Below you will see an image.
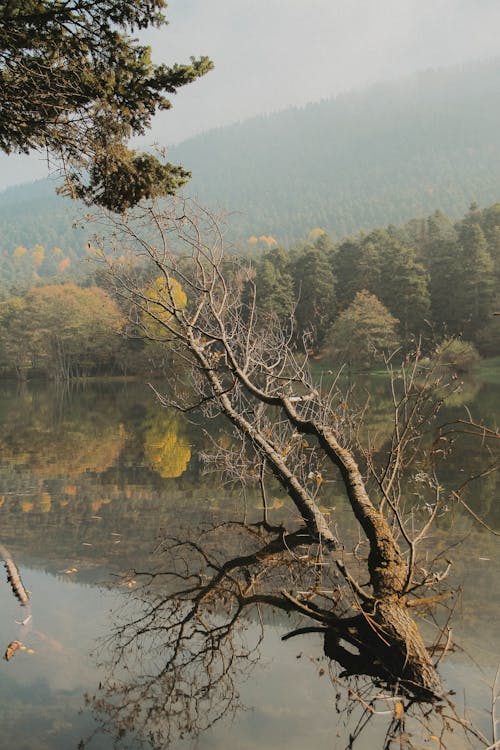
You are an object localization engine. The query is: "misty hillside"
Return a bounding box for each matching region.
[2,58,500,279]
[0,180,89,286]
[169,59,500,241]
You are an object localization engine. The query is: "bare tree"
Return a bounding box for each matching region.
[96,197,497,712]
[86,517,492,750]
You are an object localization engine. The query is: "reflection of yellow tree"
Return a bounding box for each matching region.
[143,411,191,478]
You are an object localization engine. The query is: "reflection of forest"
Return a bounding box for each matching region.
[0,379,499,749]
[0,382,202,574]
[0,378,499,626]
[0,382,129,476]
[0,381,196,477]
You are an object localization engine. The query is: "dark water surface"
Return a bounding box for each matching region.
[0,376,499,749]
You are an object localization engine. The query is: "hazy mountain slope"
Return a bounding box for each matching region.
[1,58,500,285]
[169,59,500,241]
[0,180,89,288]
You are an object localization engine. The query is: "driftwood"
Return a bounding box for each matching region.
[0,542,30,606]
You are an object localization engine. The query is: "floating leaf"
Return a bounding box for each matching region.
[393,701,404,719]
[4,640,22,661]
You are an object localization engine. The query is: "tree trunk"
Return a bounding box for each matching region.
[324,597,440,699]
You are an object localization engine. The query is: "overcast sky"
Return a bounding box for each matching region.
[1,0,500,189]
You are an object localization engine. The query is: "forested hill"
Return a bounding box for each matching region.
[169,59,500,242]
[0,180,89,286]
[2,58,500,273]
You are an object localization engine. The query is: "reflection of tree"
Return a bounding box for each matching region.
[0,388,127,478]
[0,542,33,662]
[347,378,397,455]
[87,521,479,750]
[438,377,482,408]
[143,410,191,478]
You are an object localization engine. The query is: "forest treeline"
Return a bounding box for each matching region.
[3,59,500,265]
[1,201,500,378]
[248,201,500,366]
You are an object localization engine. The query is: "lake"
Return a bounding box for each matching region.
[0,374,499,749]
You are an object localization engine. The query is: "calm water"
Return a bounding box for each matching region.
[0,376,499,749]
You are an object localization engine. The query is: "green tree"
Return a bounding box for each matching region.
[373,232,430,340]
[0,1,213,212]
[426,211,463,336]
[478,203,500,279]
[432,337,480,375]
[334,236,379,310]
[333,230,429,340]
[458,220,494,338]
[428,212,494,340]
[254,247,295,318]
[292,246,336,349]
[327,290,400,369]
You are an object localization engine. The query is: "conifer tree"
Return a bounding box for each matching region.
[0,1,213,211]
[292,246,336,349]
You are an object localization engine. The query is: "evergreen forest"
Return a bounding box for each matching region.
[3,58,500,274]
[2,201,500,378]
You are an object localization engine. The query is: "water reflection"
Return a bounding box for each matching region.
[0,378,498,749]
[0,383,128,477]
[143,410,191,478]
[85,518,496,750]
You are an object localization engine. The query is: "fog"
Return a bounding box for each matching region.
[2,0,500,189]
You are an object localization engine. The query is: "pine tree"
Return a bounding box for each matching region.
[426,212,463,336]
[255,248,295,319]
[458,220,494,338]
[292,247,336,349]
[0,1,213,211]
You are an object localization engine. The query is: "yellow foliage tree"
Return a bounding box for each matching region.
[141,276,187,342]
[58,257,71,273]
[32,244,45,268]
[259,235,277,247]
[309,227,327,239]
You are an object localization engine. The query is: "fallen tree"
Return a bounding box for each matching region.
[98,198,493,709]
